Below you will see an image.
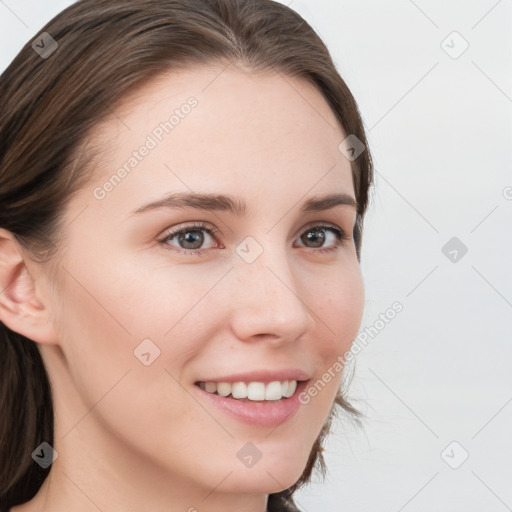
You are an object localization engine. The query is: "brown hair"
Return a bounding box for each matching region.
[0,0,373,510]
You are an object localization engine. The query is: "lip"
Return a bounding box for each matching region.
[192,378,310,428]
[194,368,311,384]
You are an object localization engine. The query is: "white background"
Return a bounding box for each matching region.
[1,1,511,511]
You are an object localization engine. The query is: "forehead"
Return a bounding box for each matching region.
[81,64,354,209]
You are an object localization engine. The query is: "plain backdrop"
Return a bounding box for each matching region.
[1,1,511,511]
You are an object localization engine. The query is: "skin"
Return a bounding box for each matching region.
[1,63,365,512]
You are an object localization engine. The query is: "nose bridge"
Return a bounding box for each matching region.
[229,237,314,341]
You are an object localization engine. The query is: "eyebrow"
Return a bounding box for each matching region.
[130,191,358,216]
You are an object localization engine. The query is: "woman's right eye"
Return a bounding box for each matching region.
[158,222,220,255]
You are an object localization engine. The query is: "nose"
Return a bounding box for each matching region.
[228,245,315,345]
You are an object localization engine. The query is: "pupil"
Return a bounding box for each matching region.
[304,229,325,248]
[180,230,204,249]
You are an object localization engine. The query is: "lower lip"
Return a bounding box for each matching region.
[193,380,309,428]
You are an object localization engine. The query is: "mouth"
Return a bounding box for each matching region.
[194,379,299,402]
[192,378,310,428]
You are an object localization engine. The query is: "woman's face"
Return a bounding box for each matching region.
[39,64,364,502]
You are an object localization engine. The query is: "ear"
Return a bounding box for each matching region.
[0,228,59,345]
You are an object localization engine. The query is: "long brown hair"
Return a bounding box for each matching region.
[0,1,373,510]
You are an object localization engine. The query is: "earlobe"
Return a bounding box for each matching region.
[0,229,58,345]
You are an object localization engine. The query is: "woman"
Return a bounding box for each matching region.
[0,1,373,511]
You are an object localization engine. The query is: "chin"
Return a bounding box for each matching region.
[220,455,309,494]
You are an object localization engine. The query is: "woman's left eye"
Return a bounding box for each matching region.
[158,222,349,256]
[295,224,350,253]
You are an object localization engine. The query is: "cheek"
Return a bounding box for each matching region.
[54,272,139,411]
[53,265,207,461]
[304,263,364,404]
[54,257,225,400]
[315,262,365,354]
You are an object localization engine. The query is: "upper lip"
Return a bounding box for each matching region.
[195,368,311,384]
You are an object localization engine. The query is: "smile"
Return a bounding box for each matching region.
[196,380,298,401]
[193,378,310,428]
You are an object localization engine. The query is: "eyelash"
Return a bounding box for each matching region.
[157,221,351,256]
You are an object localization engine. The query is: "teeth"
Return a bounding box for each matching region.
[198,380,299,401]
[265,381,283,400]
[283,379,296,398]
[247,382,265,400]
[232,382,247,399]
[204,381,217,393]
[217,382,231,397]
